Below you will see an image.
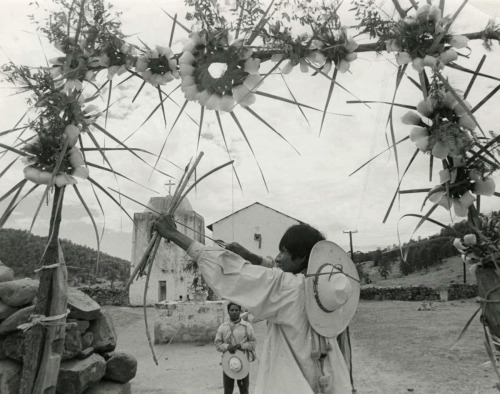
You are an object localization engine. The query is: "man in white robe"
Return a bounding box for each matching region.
[155,217,353,394]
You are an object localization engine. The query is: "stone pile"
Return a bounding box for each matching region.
[0,262,137,394]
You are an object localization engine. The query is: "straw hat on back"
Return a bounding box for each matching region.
[305,240,360,338]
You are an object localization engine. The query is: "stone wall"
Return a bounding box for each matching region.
[79,286,130,306]
[361,283,478,301]
[154,300,225,344]
[447,283,478,300]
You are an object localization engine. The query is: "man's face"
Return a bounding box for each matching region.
[275,248,306,274]
[228,305,241,322]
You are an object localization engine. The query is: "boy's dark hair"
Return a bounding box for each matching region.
[279,223,325,265]
[227,302,241,312]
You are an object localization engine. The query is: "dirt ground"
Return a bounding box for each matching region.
[106,299,500,394]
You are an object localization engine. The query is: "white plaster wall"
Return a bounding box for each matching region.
[129,210,205,306]
[211,204,300,259]
[154,301,226,343]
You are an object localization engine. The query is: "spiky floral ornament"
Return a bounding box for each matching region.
[135,45,179,86]
[94,37,137,80]
[402,88,475,159]
[22,123,89,187]
[308,31,358,74]
[400,86,495,216]
[179,31,262,111]
[386,4,469,72]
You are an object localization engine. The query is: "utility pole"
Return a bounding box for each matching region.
[342,229,358,392]
[343,230,358,258]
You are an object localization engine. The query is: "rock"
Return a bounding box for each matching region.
[68,287,101,320]
[77,319,90,334]
[3,331,24,361]
[89,310,117,353]
[84,380,132,394]
[0,278,39,307]
[0,300,17,320]
[81,331,93,349]
[101,352,114,361]
[104,352,137,383]
[0,305,34,335]
[57,353,106,394]
[0,339,7,360]
[75,347,95,360]
[0,266,14,283]
[0,360,21,393]
[4,323,83,362]
[63,323,82,360]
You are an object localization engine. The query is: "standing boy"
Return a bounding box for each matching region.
[215,302,256,394]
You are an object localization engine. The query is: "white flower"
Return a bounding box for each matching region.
[474,177,496,196]
[409,127,429,152]
[24,166,52,185]
[428,5,442,21]
[412,58,425,73]
[72,166,89,179]
[416,99,434,117]
[432,141,450,159]
[337,59,350,73]
[197,90,212,107]
[232,84,256,107]
[244,58,260,75]
[344,38,358,53]
[453,238,467,253]
[136,45,179,87]
[219,95,236,112]
[401,111,421,125]
[281,60,295,75]
[453,100,472,117]
[55,173,77,187]
[64,124,80,147]
[416,5,431,20]
[450,35,468,49]
[396,52,412,65]
[463,234,477,245]
[68,147,85,168]
[440,49,458,64]
[205,94,222,111]
[453,191,476,217]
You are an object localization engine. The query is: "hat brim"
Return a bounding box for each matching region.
[305,240,360,337]
[221,350,250,380]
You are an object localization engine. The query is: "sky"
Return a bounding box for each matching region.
[0,0,499,261]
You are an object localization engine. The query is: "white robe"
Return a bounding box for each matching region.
[187,241,352,394]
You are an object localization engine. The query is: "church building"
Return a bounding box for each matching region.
[207,202,304,259]
[129,195,205,306]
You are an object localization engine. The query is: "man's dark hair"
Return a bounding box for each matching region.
[279,223,325,266]
[227,302,241,312]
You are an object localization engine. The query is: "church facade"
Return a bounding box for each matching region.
[129,196,205,306]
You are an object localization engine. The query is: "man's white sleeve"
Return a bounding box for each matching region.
[187,241,298,323]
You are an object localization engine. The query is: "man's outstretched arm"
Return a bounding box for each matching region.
[225,242,262,265]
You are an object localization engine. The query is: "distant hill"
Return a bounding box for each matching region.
[0,228,130,286]
[360,255,474,289]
